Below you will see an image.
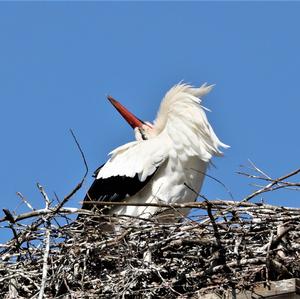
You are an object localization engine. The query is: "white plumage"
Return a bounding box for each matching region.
[82,83,228,220]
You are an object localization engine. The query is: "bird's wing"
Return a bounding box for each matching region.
[82,137,169,210]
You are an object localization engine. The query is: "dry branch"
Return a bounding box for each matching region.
[0,165,300,298]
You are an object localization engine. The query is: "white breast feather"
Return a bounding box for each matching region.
[98,82,228,188]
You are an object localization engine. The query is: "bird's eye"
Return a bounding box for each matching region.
[139,128,148,140]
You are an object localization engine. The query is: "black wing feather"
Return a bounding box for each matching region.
[92,163,105,178]
[81,168,158,211]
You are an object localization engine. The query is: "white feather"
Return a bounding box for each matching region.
[97,135,169,181]
[96,82,228,219]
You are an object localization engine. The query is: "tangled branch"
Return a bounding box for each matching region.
[0,164,300,298]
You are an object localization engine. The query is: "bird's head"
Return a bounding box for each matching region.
[107,95,155,141]
[108,83,228,160]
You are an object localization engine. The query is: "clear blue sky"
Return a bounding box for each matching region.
[1,2,299,239]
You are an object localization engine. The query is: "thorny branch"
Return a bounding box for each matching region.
[0,164,300,298]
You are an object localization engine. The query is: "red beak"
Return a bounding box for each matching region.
[107,95,144,129]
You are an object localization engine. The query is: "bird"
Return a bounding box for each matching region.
[81,82,228,221]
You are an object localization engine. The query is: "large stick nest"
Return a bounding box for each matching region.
[1,166,300,298]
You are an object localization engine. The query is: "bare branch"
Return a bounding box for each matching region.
[1,165,300,297]
[53,129,89,212]
[242,167,300,202]
[16,192,35,211]
[38,227,50,299]
[191,168,235,200]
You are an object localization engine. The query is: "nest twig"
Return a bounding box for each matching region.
[1,164,300,298]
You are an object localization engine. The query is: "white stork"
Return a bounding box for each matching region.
[81,83,228,220]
